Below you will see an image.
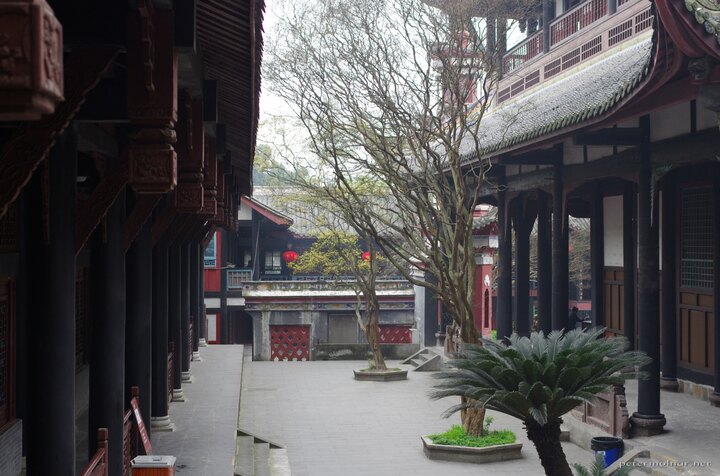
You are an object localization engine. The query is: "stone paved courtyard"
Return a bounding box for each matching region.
[238,352,594,476]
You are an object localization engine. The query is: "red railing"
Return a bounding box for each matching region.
[167,342,174,404]
[378,325,413,344]
[80,428,109,476]
[504,32,543,73]
[550,0,607,45]
[122,387,141,476]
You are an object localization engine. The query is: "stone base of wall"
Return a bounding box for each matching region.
[677,378,714,401]
[0,420,23,476]
[312,343,420,361]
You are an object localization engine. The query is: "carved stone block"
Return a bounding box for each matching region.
[0,0,64,120]
[128,144,177,194]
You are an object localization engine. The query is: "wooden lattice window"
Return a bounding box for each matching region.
[680,187,713,289]
[0,278,15,428]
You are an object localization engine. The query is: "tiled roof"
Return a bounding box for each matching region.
[460,37,653,161]
[684,0,720,45]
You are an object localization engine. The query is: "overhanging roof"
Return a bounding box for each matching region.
[240,196,293,227]
[197,0,265,196]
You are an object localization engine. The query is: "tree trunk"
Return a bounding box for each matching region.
[364,295,387,371]
[460,398,486,437]
[525,419,573,476]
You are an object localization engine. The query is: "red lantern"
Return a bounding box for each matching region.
[282,250,298,263]
[362,251,371,261]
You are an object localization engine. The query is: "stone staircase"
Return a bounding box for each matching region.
[234,429,291,476]
[401,348,443,371]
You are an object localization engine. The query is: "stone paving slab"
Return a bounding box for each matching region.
[152,345,244,476]
[238,359,594,476]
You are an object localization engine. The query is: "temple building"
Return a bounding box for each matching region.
[463,0,720,437]
[0,0,265,474]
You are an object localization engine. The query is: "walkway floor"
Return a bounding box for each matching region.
[152,344,244,476]
[238,358,594,476]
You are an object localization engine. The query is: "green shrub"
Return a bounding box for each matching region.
[428,424,515,448]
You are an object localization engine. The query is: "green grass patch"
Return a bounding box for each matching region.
[428,425,516,448]
[356,367,403,372]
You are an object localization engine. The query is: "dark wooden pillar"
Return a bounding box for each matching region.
[496,178,513,341]
[542,0,553,52]
[513,197,536,336]
[711,177,720,407]
[125,218,153,438]
[631,116,665,436]
[190,242,201,358]
[552,163,569,331]
[25,133,77,475]
[623,182,636,348]
[89,188,126,476]
[180,243,192,381]
[537,193,552,334]
[660,181,679,391]
[590,181,605,326]
[608,0,617,15]
[168,244,185,401]
[151,238,173,431]
[219,229,229,344]
[199,240,208,346]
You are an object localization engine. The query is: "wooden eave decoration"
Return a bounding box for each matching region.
[0,0,64,120]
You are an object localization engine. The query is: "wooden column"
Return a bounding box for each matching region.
[24,133,76,475]
[711,178,720,407]
[661,181,678,391]
[513,197,536,336]
[168,244,185,401]
[180,243,192,381]
[552,164,569,331]
[151,237,173,431]
[125,217,153,438]
[542,0,553,52]
[631,116,666,436]
[219,229,229,344]
[623,182,636,348]
[199,239,208,347]
[89,187,126,476]
[537,192,552,334]
[190,242,201,358]
[496,178,513,341]
[590,181,605,326]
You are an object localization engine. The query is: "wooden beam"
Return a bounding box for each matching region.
[75,157,129,255]
[574,127,643,146]
[0,48,119,220]
[124,194,163,252]
[500,146,562,165]
[151,199,179,247]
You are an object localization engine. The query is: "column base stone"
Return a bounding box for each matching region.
[150,415,176,432]
[630,412,666,436]
[172,388,186,402]
[660,377,679,392]
[199,338,208,347]
[181,371,193,383]
[192,351,202,361]
[710,392,720,407]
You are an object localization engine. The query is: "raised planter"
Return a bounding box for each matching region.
[353,368,408,381]
[421,436,523,464]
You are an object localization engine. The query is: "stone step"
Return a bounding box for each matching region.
[254,442,270,476]
[234,436,255,476]
[269,448,292,476]
[411,358,424,367]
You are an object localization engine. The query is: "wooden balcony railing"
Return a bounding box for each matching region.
[80,428,109,476]
[504,31,543,74]
[167,342,174,404]
[550,0,607,46]
[227,268,253,289]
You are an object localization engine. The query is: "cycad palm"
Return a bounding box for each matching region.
[431,328,650,476]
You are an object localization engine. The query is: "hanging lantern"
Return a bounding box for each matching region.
[361,251,371,261]
[282,250,298,263]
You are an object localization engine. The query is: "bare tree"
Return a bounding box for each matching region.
[267,0,533,435]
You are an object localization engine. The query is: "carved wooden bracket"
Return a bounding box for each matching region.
[0,48,118,220]
[124,194,162,252]
[198,137,218,218]
[75,156,129,254]
[175,92,205,212]
[127,2,178,194]
[0,0,64,120]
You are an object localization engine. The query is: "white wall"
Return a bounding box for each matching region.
[603,195,623,267]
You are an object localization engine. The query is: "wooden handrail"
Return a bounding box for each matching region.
[80,428,109,476]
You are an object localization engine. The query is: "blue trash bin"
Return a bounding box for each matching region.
[591,436,623,467]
